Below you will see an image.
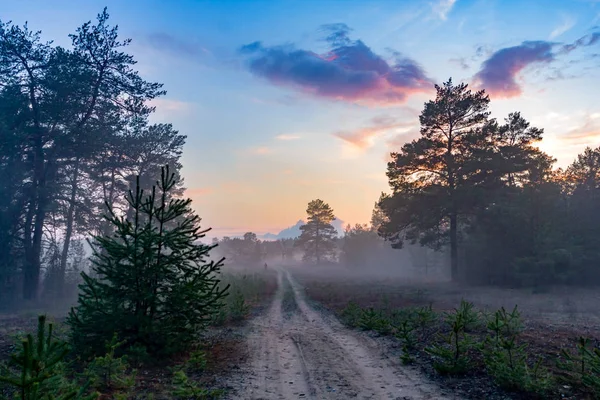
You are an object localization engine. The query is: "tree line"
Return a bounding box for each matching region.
[228,80,600,289]
[0,9,186,306]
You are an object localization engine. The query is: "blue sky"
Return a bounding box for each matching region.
[4,0,600,237]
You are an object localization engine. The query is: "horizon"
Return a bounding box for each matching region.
[5,0,600,237]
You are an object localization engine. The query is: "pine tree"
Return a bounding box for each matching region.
[67,166,229,356]
[298,199,337,264]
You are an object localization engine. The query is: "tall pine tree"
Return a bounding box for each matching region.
[379,79,493,282]
[298,199,337,264]
[67,166,228,356]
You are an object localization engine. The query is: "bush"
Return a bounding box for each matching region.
[558,336,600,396]
[358,308,391,334]
[426,300,479,375]
[0,315,98,400]
[171,370,224,399]
[67,167,229,356]
[340,301,362,327]
[83,334,136,396]
[481,306,552,396]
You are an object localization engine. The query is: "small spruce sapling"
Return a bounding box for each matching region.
[84,334,136,394]
[426,300,478,375]
[67,166,229,356]
[340,301,362,328]
[558,336,600,395]
[0,315,97,400]
[482,306,551,395]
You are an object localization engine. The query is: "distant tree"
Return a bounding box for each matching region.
[341,224,381,269]
[379,79,494,282]
[298,199,337,264]
[67,166,228,356]
[370,196,388,231]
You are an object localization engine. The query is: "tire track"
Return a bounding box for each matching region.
[230,268,459,400]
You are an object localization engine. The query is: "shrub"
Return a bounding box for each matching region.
[426,300,478,375]
[481,306,552,395]
[413,304,438,339]
[340,301,362,327]
[0,315,98,400]
[228,290,250,322]
[171,370,224,399]
[83,334,136,396]
[67,166,229,356]
[358,308,391,334]
[558,336,600,395]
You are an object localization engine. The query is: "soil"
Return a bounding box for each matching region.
[225,267,457,399]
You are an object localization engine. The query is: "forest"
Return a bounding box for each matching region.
[2,7,600,400]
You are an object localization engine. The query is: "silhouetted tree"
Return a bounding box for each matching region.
[67,166,228,356]
[298,199,337,264]
[379,79,494,281]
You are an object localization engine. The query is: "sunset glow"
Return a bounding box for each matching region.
[6,0,599,238]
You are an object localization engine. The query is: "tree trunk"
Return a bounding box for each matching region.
[450,213,458,282]
[316,227,320,264]
[58,158,80,297]
[24,196,47,300]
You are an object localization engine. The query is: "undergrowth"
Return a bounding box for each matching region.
[338,297,595,399]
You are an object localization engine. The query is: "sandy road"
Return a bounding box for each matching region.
[231,267,458,400]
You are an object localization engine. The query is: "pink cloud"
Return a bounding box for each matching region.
[333,115,412,149]
[240,24,433,106]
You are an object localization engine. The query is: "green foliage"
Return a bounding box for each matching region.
[186,350,208,373]
[0,315,98,400]
[126,343,150,368]
[558,337,600,395]
[67,166,229,356]
[413,304,438,339]
[426,301,478,375]
[481,306,551,395]
[340,301,362,327]
[210,273,272,325]
[83,334,136,395]
[298,199,338,264]
[395,319,418,365]
[227,291,250,322]
[358,308,391,334]
[171,370,224,400]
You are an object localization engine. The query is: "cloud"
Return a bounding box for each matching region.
[558,115,600,146]
[431,0,457,20]
[239,24,433,106]
[473,41,555,98]
[550,15,577,39]
[145,32,211,60]
[473,31,600,98]
[449,57,470,70]
[333,115,413,150]
[248,146,273,155]
[275,134,301,140]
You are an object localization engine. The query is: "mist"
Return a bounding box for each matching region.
[2,4,600,400]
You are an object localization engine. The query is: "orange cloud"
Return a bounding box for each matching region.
[334,116,415,150]
[558,117,600,146]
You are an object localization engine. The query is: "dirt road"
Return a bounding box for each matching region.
[230,267,458,400]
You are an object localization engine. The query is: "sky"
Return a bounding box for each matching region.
[3,0,600,238]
